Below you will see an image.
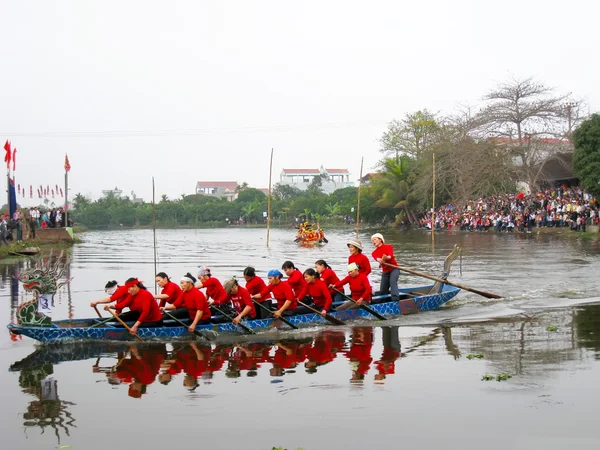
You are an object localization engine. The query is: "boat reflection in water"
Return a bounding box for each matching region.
[10,327,452,405]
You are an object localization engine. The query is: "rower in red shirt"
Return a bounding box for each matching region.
[303,268,333,316]
[371,233,400,302]
[243,267,272,319]
[196,266,233,317]
[347,239,372,280]
[154,272,183,308]
[315,259,344,304]
[252,269,298,319]
[161,272,211,332]
[332,263,372,312]
[90,280,128,310]
[223,278,256,324]
[104,278,163,335]
[282,261,308,302]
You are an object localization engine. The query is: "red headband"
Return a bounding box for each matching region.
[125,279,139,289]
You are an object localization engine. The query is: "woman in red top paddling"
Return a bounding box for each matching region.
[303,268,332,317]
[90,280,128,309]
[332,263,372,311]
[243,266,271,319]
[371,233,400,302]
[104,278,163,335]
[154,272,183,308]
[196,266,234,317]
[282,261,308,302]
[162,273,211,332]
[347,239,372,289]
[315,259,344,304]
[252,269,298,319]
[223,278,256,324]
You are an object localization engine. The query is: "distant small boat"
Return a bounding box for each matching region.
[8,247,40,256]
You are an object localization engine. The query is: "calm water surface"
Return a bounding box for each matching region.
[1,228,600,450]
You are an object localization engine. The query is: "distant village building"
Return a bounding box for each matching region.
[102,187,123,198]
[279,166,354,194]
[195,181,238,201]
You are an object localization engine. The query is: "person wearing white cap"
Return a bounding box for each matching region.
[330,262,372,311]
[371,233,400,302]
[346,238,372,280]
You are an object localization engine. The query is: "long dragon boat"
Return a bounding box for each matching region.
[7,247,462,344]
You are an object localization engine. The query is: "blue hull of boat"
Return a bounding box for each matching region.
[7,284,460,344]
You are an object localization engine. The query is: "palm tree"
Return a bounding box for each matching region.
[241,204,256,223]
[302,208,311,221]
[324,202,341,217]
[371,157,415,224]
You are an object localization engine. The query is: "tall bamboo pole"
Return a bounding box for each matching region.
[64,170,69,227]
[432,153,436,244]
[355,157,364,239]
[152,177,157,293]
[266,148,273,247]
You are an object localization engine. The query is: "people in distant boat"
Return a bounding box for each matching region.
[90,280,128,309]
[161,273,211,332]
[154,272,183,308]
[331,263,372,311]
[282,261,308,302]
[251,269,298,319]
[315,259,344,303]
[223,278,256,324]
[347,239,372,283]
[370,233,400,302]
[104,278,163,335]
[302,268,333,317]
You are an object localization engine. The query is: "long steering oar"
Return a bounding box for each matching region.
[162,310,214,342]
[253,300,299,330]
[332,288,387,321]
[106,309,144,342]
[382,262,502,299]
[211,304,255,334]
[297,300,345,326]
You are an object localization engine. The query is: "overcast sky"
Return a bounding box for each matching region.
[1,0,598,206]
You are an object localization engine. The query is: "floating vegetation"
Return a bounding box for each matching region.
[546,325,558,332]
[481,373,513,382]
[467,353,484,360]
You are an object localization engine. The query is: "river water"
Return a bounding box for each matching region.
[1,227,599,450]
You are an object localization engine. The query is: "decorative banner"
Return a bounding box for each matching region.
[55,184,59,192]
[60,188,63,197]
[51,189,55,198]
[12,147,16,171]
[30,185,33,198]
[38,293,52,314]
[64,153,71,172]
[9,178,16,218]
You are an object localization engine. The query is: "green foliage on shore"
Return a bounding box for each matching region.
[573,114,600,197]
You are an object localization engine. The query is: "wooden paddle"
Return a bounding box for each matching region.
[93,305,102,318]
[211,304,255,334]
[297,300,345,326]
[106,308,144,342]
[162,310,213,342]
[252,300,299,330]
[332,288,387,321]
[381,262,502,299]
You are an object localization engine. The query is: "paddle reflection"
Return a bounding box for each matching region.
[9,326,438,403]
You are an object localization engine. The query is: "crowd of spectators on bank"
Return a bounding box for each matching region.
[418,185,599,233]
[0,207,72,244]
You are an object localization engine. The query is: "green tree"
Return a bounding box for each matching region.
[573,113,600,196]
[370,157,416,225]
[380,110,440,161]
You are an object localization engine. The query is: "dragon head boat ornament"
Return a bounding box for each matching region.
[15,252,71,327]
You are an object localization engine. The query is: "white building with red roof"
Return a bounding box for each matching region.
[280,166,354,193]
[195,181,238,201]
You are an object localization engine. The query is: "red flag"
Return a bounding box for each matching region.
[64,153,71,172]
[52,189,55,198]
[12,148,16,171]
[3,140,11,168]
[30,185,33,198]
[60,188,63,197]
[516,192,524,199]
[55,184,59,192]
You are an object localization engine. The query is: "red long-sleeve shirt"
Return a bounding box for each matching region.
[372,244,398,273]
[114,289,162,323]
[201,277,228,305]
[225,286,256,318]
[319,268,341,294]
[306,279,332,311]
[287,269,308,301]
[334,273,372,302]
[158,281,183,308]
[259,280,298,310]
[348,253,371,277]
[172,287,211,321]
[244,276,270,300]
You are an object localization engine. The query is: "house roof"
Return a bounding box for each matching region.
[281,168,350,174]
[489,137,571,146]
[196,181,238,189]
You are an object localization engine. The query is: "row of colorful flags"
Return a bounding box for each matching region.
[15,184,64,198]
